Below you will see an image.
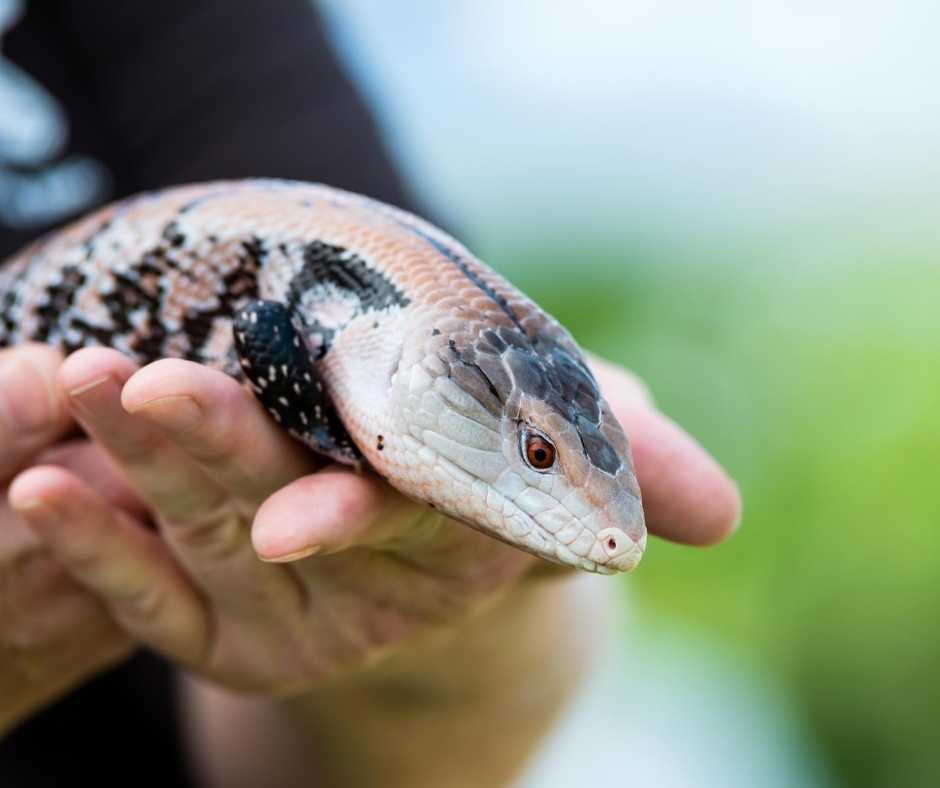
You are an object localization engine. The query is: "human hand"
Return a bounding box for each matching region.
[0,346,138,735]
[9,348,739,694]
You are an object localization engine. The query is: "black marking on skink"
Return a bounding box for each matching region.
[286,240,410,357]
[1,286,18,345]
[523,338,620,475]
[99,267,167,358]
[241,236,266,268]
[66,317,118,352]
[576,417,621,475]
[233,299,361,465]
[443,338,504,416]
[473,324,621,476]
[179,194,215,214]
[82,219,112,260]
[161,220,187,248]
[34,266,87,343]
[181,239,262,361]
[294,241,409,311]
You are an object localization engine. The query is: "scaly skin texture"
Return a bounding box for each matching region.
[0,180,646,573]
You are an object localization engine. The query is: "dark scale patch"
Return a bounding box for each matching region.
[65,318,118,353]
[376,435,384,451]
[285,240,410,358]
[451,362,502,416]
[233,299,361,466]
[181,238,262,362]
[576,417,621,475]
[442,338,504,416]
[447,327,621,475]
[482,324,621,476]
[471,353,512,405]
[241,236,266,268]
[97,268,167,359]
[0,286,18,344]
[82,219,112,260]
[293,240,410,311]
[537,340,619,475]
[33,266,87,342]
[179,195,214,214]
[161,220,186,248]
[482,329,506,352]
[504,349,548,399]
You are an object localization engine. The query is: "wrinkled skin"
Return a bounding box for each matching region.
[1,342,740,753]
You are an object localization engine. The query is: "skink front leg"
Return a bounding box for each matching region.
[233,299,361,467]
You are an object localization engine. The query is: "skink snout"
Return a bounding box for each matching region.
[597,526,646,572]
[595,487,646,572]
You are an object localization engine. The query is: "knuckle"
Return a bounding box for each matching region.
[62,543,110,579]
[170,505,246,561]
[182,425,241,465]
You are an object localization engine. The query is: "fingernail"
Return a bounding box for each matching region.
[0,357,57,432]
[67,375,115,418]
[259,544,322,563]
[129,395,203,434]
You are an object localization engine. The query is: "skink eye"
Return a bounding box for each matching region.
[522,430,556,471]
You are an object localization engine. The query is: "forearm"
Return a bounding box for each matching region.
[181,573,611,788]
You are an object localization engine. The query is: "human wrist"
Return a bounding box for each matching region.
[182,572,610,788]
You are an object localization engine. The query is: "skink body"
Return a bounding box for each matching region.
[0,180,645,573]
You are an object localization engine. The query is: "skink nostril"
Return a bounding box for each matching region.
[597,527,638,558]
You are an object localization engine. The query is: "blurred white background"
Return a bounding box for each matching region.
[321,0,940,258]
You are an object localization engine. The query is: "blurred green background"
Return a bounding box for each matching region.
[321,2,940,785]
[502,243,940,788]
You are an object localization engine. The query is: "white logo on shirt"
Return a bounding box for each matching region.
[0,0,110,229]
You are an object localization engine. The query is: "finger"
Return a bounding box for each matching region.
[8,465,209,666]
[253,470,531,583]
[57,348,226,522]
[0,482,131,678]
[59,349,305,612]
[251,467,389,561]
[37,439,148,521]
[0,344,74,479]
[587,352,655,407]
[591,358,741,546]
[120,359,316,510]
[0,509,129,671]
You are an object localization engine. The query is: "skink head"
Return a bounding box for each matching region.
[494,344,646,573]
[392,320,646,574]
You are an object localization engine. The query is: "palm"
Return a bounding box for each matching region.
[163,499,534,691]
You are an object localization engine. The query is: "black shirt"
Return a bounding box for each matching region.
[0,2,416,784]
